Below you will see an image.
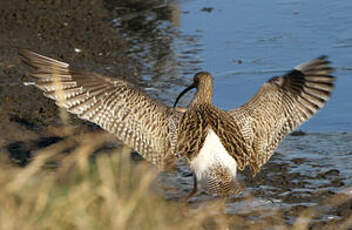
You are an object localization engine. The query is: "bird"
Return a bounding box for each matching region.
[19,49,335,196]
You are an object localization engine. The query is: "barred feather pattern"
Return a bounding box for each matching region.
[20,49,182,169]
[206,164,241,195]
[20,50,336,195]
[228,56,335,174]
[176,95,252,170]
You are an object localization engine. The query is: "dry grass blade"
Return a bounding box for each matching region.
[0,132,227,230]
[1,122,352,229]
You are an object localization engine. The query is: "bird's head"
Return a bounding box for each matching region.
[173,72,213,108]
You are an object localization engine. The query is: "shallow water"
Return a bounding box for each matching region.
[177,0,352,133]
[111,0,352,225]
[158,132,352,223]
[2,0,351,227]
[113,0,352,132]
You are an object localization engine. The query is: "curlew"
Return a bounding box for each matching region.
[19,50,335,196]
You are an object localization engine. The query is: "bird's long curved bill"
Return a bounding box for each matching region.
[173,84,195,108]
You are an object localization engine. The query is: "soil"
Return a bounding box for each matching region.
[0,0,140,162]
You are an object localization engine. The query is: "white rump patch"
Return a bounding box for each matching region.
[190,129,238,184]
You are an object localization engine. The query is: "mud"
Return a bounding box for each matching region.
[0,1,351,229]
[0,0,138,155]
[159,132,352,228]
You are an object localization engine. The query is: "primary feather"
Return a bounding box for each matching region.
[228,56,335,173]
[20,50,335,195]
[20,49,182,169]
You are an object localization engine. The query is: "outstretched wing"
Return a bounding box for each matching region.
[228,56,335,173]
[20,49,181,169]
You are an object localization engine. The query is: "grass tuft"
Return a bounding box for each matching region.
[0,133,230,230]
[1,132,352,229]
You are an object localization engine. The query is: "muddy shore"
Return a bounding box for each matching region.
[0,1,352,229]
[0,0,141,162]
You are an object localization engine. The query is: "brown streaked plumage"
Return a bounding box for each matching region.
[19,50,335,196]
[20,49,181,169]
[227,57,335,174]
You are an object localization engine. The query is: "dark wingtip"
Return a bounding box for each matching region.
[317,55,331,66]
[18,49,38,69]
[18,49,40,60]
[317,55,328,60]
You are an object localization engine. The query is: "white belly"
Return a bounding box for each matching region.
[190,129,238,186]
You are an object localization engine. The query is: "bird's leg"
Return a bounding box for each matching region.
[189,174,198,197]
[182,173,198,202]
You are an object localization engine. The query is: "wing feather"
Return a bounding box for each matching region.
[228,56,335,173]
[20,49,181,168]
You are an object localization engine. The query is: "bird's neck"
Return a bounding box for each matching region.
[191,82,213,106]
